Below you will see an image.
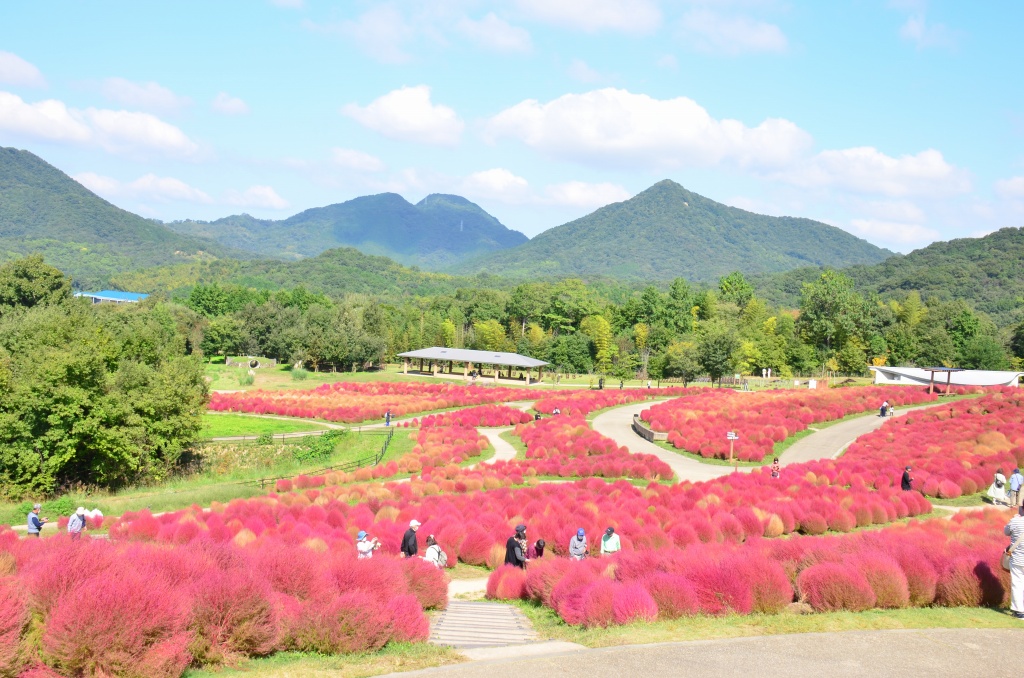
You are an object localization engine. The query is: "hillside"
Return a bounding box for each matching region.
[112,246,516,299]
[0,147,252,289]
[165,192,528,268]
[451,180,893,282]
[751,227,1024,326]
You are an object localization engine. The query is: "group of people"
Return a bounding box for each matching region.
[355,519,448,567]
[504,524,621,567]
[989,468,1024,506]
[879,400,895,417]
[26,505,95,539]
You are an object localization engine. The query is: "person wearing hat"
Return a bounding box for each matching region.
[505,524,528,568]
[67,507,87,540]
[401,519,421,558]
[901,465,913,492]
[569,528,588,561]
[356,530,380,559]
[600,526,621,555]
[26,504,47,537]
[1010,468,1024,507]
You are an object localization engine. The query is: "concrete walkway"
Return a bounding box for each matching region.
[478,428,517,465]
[430,601,539,649]
[591,402,734,483]
[778,405,934,466]
[399,628,1024,678]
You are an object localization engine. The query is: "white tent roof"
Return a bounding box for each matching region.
[398,347,548,368]
[870,366,1023,387]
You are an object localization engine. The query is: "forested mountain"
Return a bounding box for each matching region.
[165,193,528,268]
[0,147,253,289]
[751,227,1024,327]
[451,180,893,282]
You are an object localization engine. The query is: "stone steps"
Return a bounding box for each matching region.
[430,601,539,649]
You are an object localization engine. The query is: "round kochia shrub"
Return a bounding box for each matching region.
[187,570,279,664]
[487,565,528,600]
[645,573,699,619]
[0,579,27,676]
[611,582,658,624]
[291,591,392,654]
[797,563,876,612]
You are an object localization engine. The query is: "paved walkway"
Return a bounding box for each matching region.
[778,405,933,466]
[400,628,1024,678]
[591,402,734,482]
[478,428,517,465]
[430,601,539,649]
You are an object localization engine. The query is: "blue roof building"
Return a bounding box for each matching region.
[74,290,149,304]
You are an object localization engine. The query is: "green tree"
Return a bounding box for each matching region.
[959,335,1010,370]
[835,343,868,376]
[659,339,702,386]
[547,333,593,374]
[545,279,598,332]
[440,318,457,348]
[1012,321,1024,360]
[798,271,861,352]
[508,283,551,334]
[472,319,508,351]
[0,255,72,312]
[580,315,616,373]
[718,271,755,307]
[200,315,248,358]
[697,323,739,386]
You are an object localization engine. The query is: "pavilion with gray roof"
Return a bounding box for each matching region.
[397,347,548,384]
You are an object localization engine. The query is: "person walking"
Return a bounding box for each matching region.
[1005,505,1024,618]
[569,528,588,561]
[771,458,781,479]
[880,401,889,417]
[385,410,392,427]
[528,539,546,560]
[423,535,443,568]
[356,530,380,559]
[67,507,87,540]
[600,527,621,556]
[901,465,914,491]
[990,469,1009,506]
[26,504,47,538]
[504,525,528,568]
[1010,468,1024,507]
[401,519,421,558]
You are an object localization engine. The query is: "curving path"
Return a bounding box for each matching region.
[397,628,1024,678]
[591,402,734,483]
[778,405,934,466]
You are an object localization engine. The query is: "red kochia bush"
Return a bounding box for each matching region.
[853,552,910,609]
[188,570,279,664]
[611,582,658,624]
[645,573,699,619]
[402,557,449,610]
[935,557,990,607]
[0,579,27,676]
[292,591,392,654]
[487,566,528,600]
[386,594,431,643]
[42,573,191,678]
[798,563,876,612]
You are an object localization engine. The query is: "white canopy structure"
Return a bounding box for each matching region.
[870,366,1023,389]
[397,347,548,384]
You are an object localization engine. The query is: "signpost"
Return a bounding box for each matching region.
[726,431,738,462]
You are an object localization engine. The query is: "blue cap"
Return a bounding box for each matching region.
[357,530,367,540]
[577,528,585,537]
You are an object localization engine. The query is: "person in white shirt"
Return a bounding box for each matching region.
[1004,506,1024,618]
[422,535,443,568]
[356,530,379,559]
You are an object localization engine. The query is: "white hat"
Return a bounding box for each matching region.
[76,507,86,516]
[410,519,421,528]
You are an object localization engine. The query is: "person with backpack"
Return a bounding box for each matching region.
[990,468,1009,506]
[569,528,588,561]
[504,524,528,568]
[423,535,446,568]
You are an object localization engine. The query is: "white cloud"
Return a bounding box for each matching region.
[225,185,289,210]
[100,77,191,111]
[899,13,957,49]
[0,91,200,157]
[679,10,787,55]
[0,92,91,142]
[848,219,940,249]
[484,88,811,170]
[778,147,970,197]
[543,180,631,208]
[995,176,1024,199]
[858,199,927,223]
[514,0,660,34]
[656,54,678,69]
[0,51,46,88]
[211,92,250,115]
[305,5,414,64]
[567,59,604,83]
[460,168,531,203]
[332,147,386,172]
[342,85,463,146]
[457,13,532,53]
[82,107,199,157]
[73,172,212,203]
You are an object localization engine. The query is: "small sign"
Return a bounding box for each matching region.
[726,432,738,440]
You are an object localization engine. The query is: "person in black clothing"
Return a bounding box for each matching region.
[504,524,528,568]
[901,466,913,491]
[401,519,421,558]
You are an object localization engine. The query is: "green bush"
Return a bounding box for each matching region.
[238,371,255,386]
[293,430,345,463]
[255,433,274,445]
[291,367,309,381]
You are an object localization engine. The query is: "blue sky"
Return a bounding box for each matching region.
[1,0,1022,253]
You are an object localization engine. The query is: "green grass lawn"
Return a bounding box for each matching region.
[499,430,529,460]
[201,413,330,439]
[184,643,464,678]
[204,362,454,392]
[512,600,1022,649]
[0,430,417,525]
[927,493,993,508]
